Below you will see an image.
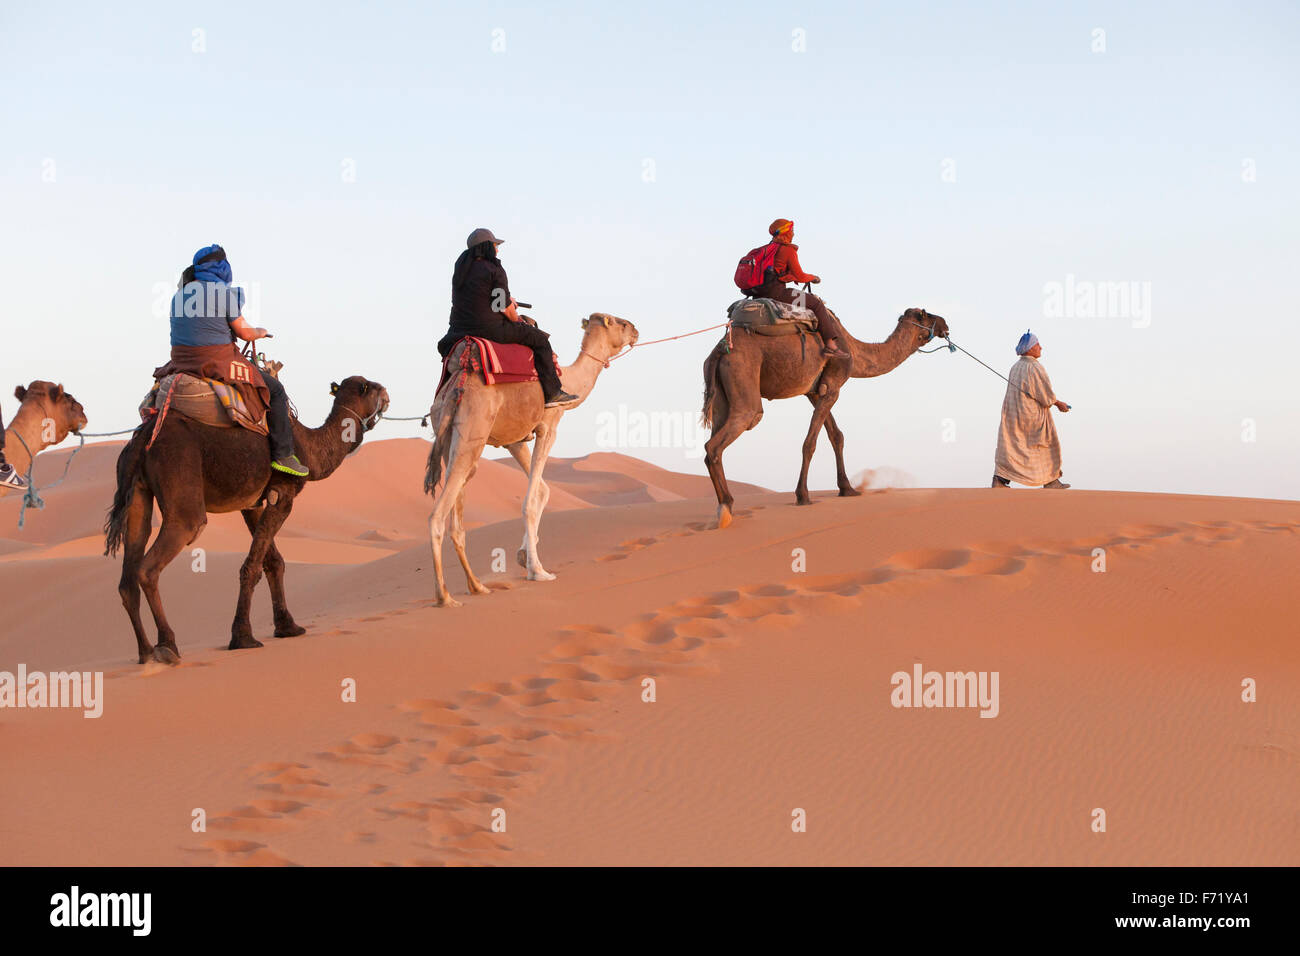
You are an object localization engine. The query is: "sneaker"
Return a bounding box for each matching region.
[991,475,1010,488]
[822,344,850,358]
[1043,478,1071,489]
[544,391,580,408]
[271,455,310,477]
[0,463,28,491]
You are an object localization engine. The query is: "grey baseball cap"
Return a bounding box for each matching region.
[467,227,503,248]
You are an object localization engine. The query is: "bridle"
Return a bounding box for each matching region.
[338,401,383,432]
[902,311,953,351]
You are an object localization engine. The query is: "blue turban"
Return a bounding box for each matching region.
[192,244,233,285]
[1015,330,1039,355]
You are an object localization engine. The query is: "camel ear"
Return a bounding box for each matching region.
[14,385,26,402]
[360,382,370,394]
[329,382,340,396]
[52,384,64,402]
[581,317,590,329]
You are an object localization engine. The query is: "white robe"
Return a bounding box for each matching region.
[993,356,1062,486]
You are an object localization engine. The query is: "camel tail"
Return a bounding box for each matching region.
[104,427,147,557]
[701,349,723,428]
[422,389,457,496]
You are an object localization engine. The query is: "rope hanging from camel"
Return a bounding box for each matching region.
[9,424,139,529]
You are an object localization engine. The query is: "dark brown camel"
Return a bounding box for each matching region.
[701,307,950,528]
[105,376,389,663]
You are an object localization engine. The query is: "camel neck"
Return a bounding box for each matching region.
[3,405,52,477]
[292,405,366,480]
[845,322,924,378]
[560,346,614,400]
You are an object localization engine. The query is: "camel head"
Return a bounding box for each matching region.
[899,308,950,346]
[12,381,88,443]
[328,376,390,433]
[579,313,640,360]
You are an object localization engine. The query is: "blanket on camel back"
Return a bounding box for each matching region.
[436,335,561,394]
[139,373,270,438]
[726,297,817,336]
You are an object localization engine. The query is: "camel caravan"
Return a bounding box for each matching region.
[7,221,970,664]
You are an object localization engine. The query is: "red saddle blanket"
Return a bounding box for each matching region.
[437,336,557,392]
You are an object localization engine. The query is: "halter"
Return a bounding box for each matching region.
[903,312,954,352]
[339,402,382,432]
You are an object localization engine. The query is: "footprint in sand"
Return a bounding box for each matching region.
[203,513,1287,865]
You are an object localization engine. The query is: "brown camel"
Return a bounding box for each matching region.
[105,375,390,663]
[423,314,639,606]
[701,307,950,527]
[1,382,88,490]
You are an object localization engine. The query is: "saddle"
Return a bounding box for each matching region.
[727,298,818,336]
[139,373,270,440]
[436,335,558,393]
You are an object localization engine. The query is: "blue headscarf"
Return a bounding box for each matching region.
[1015,330,1039,355]
[191,244,233,285]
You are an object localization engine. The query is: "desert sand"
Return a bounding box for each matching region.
[1,438,1296,866]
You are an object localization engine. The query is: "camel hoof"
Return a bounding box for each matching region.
[152,645,181,666]
[796,497,817,507]
[274,624,307,638]
[527,569,557,582]
[435,596,463,608]
[716,506,733,530]
[470,584,491,596]
[228,635,264,650]
[838,487,864,497]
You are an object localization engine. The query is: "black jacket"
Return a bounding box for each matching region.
[445,256,511,346]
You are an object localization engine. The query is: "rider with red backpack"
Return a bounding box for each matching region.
[735,219,849,358]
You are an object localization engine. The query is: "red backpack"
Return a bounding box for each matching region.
[733,240,781,292]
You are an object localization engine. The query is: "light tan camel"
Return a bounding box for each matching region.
[701,307,949,528]
[423,313,639,606]
[2,382,89,493]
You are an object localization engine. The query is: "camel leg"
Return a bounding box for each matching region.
[450,488,490,596]
[796,387,843,506]
[704,405,755,530]
[241,508,306,637]
[521,424,558,581]
[506,441,549,568]
[231,493,296,650]
[810,401,862,498]
[138,509,206,665]
[117,482,156,664]
[428,430,486,607]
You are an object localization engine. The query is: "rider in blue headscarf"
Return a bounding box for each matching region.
[166,244,308,476]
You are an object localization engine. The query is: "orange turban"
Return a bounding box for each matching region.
[768,218,794,238]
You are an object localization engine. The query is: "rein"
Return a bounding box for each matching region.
[595,321,733,366]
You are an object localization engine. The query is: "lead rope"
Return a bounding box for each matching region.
[600,320,733,365]
[10,426,139,529]
[906,319,1067,407]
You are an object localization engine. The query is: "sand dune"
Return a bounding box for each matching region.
[0,437,1296,865]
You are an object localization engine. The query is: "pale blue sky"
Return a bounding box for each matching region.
[3,1,1297,498]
